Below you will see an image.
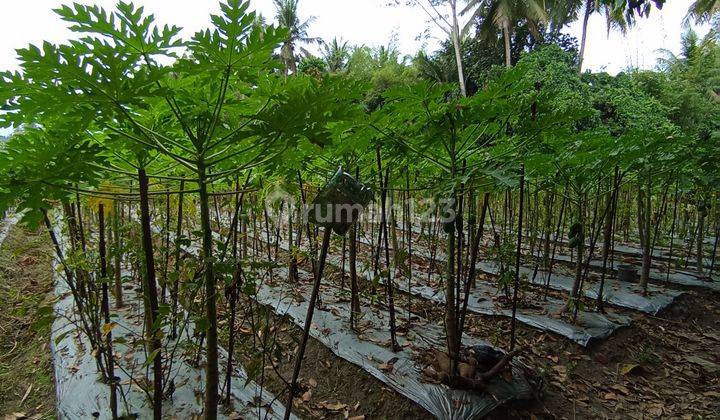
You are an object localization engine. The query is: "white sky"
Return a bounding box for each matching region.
[0,0,712,72]
[0,0,713,136]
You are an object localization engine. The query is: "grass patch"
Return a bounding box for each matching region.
[0,223,56,419]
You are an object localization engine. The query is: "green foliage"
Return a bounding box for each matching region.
[415,28,578,93]
[516,44,589,118]
[273,0,320,74]
[646,30,720,188]
[631,343,660,365]
[0,119,106,222]
[322,37,350,72]
[298,56,327,78]
[0,0,372,221]
[346,44,418,111]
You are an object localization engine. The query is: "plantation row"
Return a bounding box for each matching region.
[0,0,718,418]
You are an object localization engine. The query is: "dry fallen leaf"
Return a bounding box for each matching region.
[644,402,664,416]
[684,355,720,373]
[611,384,630,395]
[620,363,641,375]
[20,384,33,404]
[603,393,618,401]
[101,322,118,337]
[594,353,609,365]
[302,389,312,402]
[320,401,347,411]
[308,378,317,388]
[378,363,394,373]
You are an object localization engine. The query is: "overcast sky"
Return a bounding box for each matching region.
[0,1,713,134]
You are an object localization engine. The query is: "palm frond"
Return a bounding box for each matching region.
[685,0,720,24]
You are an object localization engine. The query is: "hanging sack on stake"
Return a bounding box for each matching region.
[308,167,374,235]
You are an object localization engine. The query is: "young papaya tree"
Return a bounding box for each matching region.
[370,64,549,380]
[0,1,356,417]
[589,73,681,294]
[0,116,133,415]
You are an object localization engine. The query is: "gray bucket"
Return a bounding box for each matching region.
[617,264,638,283]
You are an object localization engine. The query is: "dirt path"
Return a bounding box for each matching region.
[0,224,56,419]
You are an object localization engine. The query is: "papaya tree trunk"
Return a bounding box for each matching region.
[225,178,243,403]
[161,191,171,304]
[510,166,524,350]
[444,166,459,375]
[666,180,679,282]
[98,204,118,419]
[112,201,124,308]
[545,186,567,300]
[171,180,184,339]
[461,192,490,333]
[709,223,718,278]
[405,168,413,323]
[350,167,360,328]
[289,202,297,282]
[284,228,332,420]
[138,168,162,420]
[568,197,584,311]
[196,163,219,420]
[597,166,620,311]
[639,175,652,293]
[697,205,706,276]
[376,150,399,351]
[75,187,87,252]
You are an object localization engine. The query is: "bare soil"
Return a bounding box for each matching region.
[232,233,720,419]
[0,224,56,419]
[407,285,720,419]
[222,287,433,419]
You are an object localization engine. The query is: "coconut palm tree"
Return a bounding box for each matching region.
[273,0,321,76]
[462,0,549,68]
[400,0,469,95]
[253,13,267,35]
[557,0,665,72]
[686,0,720,24]
[322,37,350,72]
[565,0,629,72]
